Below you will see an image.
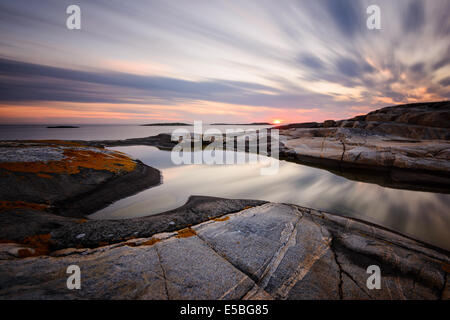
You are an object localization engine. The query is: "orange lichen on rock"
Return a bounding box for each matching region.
[0,201,49,212]
[213,216,230,222]
[176,228,197,238]
[17,248,34,258]
[126,237,160,247]
[141,238,161,246]
[442,263,450,273]
[20,233,53,256]
[0,145,136,175]
[36,173,53,179]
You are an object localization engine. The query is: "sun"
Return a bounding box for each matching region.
[272,119,282,125]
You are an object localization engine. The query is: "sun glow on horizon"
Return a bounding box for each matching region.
[272,119,282,125]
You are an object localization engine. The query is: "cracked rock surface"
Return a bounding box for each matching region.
[277,101,450,192]
[1,202,448,300]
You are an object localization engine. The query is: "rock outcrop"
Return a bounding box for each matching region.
[1,103,449,300]
[277,101,450,192]
[85,133,177,150]
[1,201,448,300]
[0,140,161,241]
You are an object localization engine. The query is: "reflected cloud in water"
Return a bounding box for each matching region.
[90,146,450,250]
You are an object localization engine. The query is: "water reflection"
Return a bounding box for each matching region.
[90,146,450,251]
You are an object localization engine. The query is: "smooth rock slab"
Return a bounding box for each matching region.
[194,204,302,280]
[156,236,255,300]
[0,245,167,299]
[0,203,449,300]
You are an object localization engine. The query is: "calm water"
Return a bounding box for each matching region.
[90,146,450,251]
[2,125,449,250]
[0,124,270,141]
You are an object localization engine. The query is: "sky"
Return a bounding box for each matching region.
[0,0,449,124]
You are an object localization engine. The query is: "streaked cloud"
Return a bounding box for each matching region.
[0,0,449,123]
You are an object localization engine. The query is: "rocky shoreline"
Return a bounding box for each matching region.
[1,198,449,299]
[0,101,449,299]
[278,101,450,193]
[79,101,450,193]
[0,141,161,242]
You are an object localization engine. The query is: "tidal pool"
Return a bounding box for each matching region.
[90,146,450,251]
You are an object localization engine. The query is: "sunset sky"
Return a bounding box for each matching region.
[0,0,449,124]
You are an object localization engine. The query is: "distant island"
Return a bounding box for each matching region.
[46,126,79,128]
[140,123,192,126]
[209,122,271,125]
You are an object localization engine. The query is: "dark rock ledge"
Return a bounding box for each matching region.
[0,200,449,300]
